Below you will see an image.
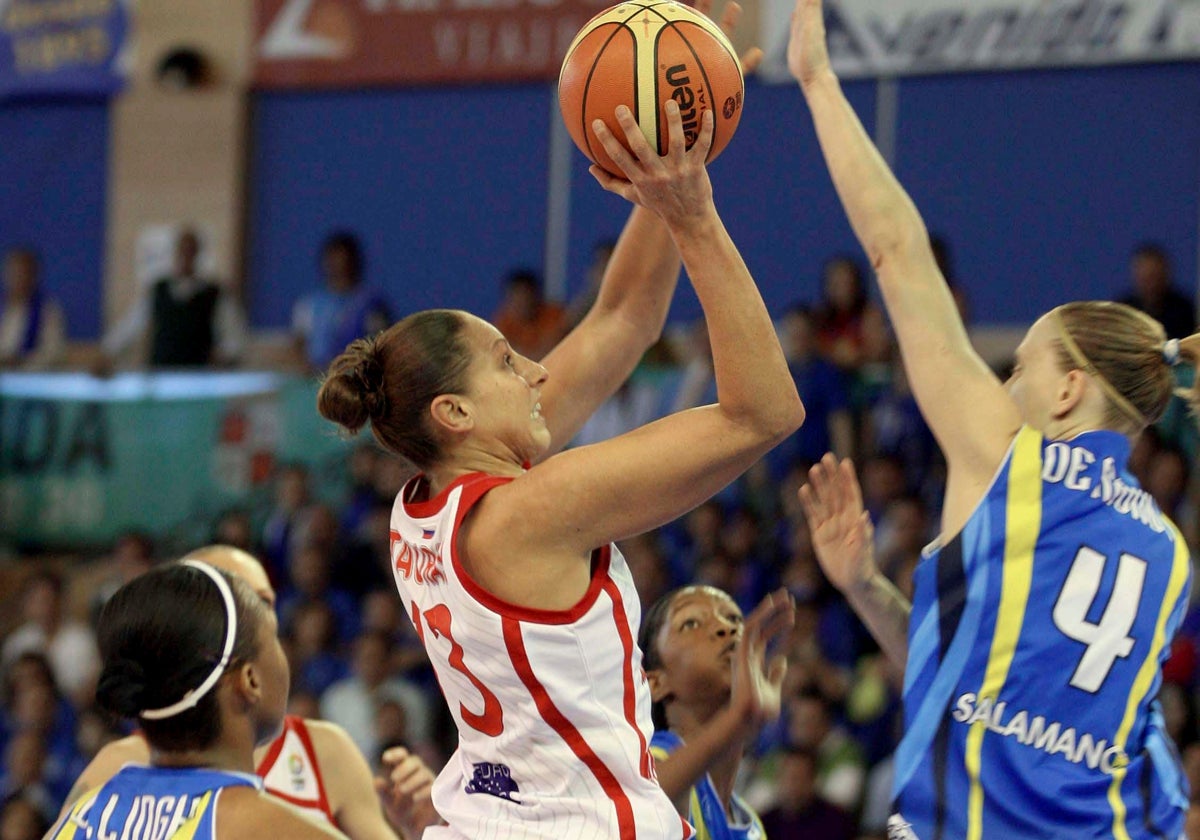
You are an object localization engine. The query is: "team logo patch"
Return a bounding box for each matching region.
[465,762,521,803]
[288,752,305,791]
[887,814,920,840]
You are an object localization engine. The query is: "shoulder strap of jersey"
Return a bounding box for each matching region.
[453,473,516,531]
[289,716,333,820]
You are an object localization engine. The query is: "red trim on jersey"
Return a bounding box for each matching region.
[401,471,614,625]
[502,616,637,840]
[400,472,495,518]
[602,579,654,781]
[255,715,334,825]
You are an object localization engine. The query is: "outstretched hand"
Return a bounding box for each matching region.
[799,454,879,594]
[589,102,715,229]
[375,746,441,839]
[730,588,794,728]
[787,0,832,88]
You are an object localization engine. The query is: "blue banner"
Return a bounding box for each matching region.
[0,0,129,99]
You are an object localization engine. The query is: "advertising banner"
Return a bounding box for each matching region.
[0,0,130,98]
[757,0,1200,82]
[254,0,614,87]
[0,373,352,547]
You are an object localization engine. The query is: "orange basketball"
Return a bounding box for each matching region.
[558,0,744,177]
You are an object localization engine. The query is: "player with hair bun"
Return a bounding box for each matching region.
[317,82,803,839]
[789,0,1200,837]
[48,560,345,839]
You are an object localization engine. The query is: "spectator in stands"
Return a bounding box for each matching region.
[489,268,566,360]
[0,733,55,825]
[87,532,155,627]
[0,793,49,840]
[759,745,856,840]
[279,543,359,644]
[750,689,866,814]
[1118,242,1196,340]
[292,231,392,372]
[285,601,349,697]
[873,496,930,588]
[773,304,854,475]
[261,463,313,584]
[861,363,941,504]
[0,247,65,371]
[359,590,431,683]
[100,227,247,368]
[320,630,433,763]
[1,573,98,707]
[812,254,880,371]
[212,508,255,552]
[0,656,79,816]
[341,505,397,596]
[340,444,384,535]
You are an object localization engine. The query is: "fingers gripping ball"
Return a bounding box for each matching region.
[559,0,744,176]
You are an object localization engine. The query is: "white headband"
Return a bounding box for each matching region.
[139,560,238,721]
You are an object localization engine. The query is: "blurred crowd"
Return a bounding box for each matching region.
[1,236,1198,840]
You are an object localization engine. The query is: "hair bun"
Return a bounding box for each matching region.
[318,337,387,434]
[95,658,150,718]
[355,349,387,420]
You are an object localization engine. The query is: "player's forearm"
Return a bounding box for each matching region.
[844,571,911,670]
[588,206,681,347]
[654,708,750,809]
[672,210,803,437]
[800,71,931,274]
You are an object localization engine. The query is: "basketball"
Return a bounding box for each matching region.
[558,0,744,177]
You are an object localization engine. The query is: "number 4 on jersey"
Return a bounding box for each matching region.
[1052,546,1147,693]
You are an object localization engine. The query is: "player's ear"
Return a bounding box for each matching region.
[1054,368,1088,418]
[231,661,262,707]
[647,667,671,704]
[430,394,474,435]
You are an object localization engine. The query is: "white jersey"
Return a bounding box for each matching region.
[390,472,691,840]
[256,715,336,827]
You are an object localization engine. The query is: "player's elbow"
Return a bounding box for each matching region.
[863,209,931,273]
[743,387,805,445]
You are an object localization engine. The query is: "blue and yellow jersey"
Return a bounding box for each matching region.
[892,426,1191,840]
[650,730,765,840]
[47,764,262,840]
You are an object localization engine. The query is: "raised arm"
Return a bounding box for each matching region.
[535,207,681,455]
[790,0,1020,489]
[537,0,759,456]
[466,103,804,596]
[800,454,909,669]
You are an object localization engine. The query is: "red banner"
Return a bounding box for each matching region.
[254,0,616,87]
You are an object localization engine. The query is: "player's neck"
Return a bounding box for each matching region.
[152,741,256,776]
[427,448,525,495]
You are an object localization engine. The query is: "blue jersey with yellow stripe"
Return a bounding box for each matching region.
[650,730,765,840]
[46,764,262,840]
[891,426,1191,840]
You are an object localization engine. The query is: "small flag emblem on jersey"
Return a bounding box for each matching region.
[421,528,435,539]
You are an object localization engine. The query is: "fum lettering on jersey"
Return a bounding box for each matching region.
[1041,441,1166,532]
